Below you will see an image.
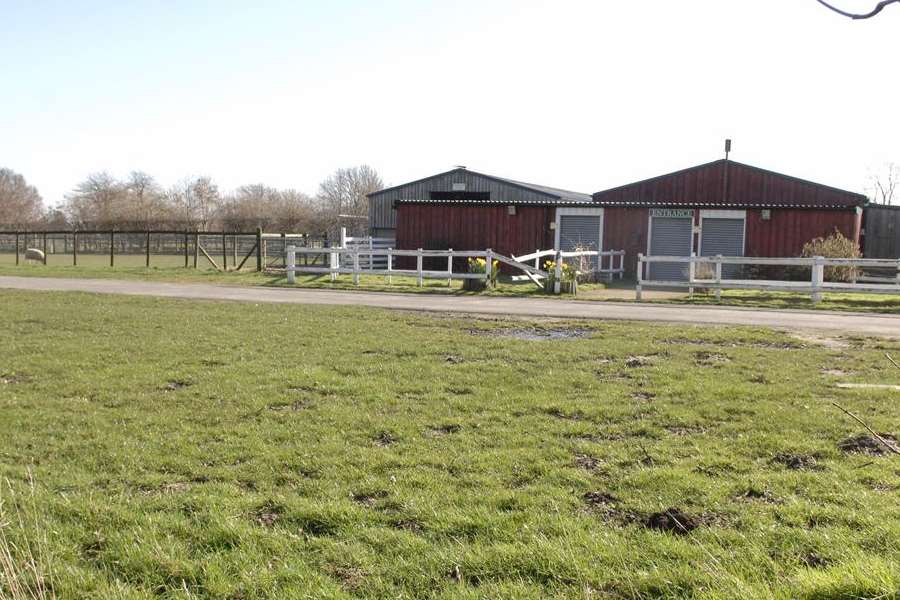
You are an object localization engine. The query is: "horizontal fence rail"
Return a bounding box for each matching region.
[636,253,900,302]
[285,245,625,293]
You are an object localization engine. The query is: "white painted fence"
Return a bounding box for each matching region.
[512,249,626,282]
[285,245,624,293]
[636,254,900,302]
[340,227,395,269]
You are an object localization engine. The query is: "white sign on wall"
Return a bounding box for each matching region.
[650,208,694,219]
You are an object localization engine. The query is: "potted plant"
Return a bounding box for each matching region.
[464,257,500,291]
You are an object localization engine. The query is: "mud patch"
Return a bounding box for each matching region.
[801,553,831,569]
[544,407,588,421]
[734,487,777,503]
[163,379,192,391]
[373,430,398,447]
[837,433,900,455]
[254,502,283,527]
[773,453,821,471]
[329,565,367,592]
[0,372,29,385]
[471,327,590,341]
[694,351,730,366]
[574,453,602,472]
[624,356,654,368]
[391,519,423,533]
[644,508,700,534]
[445,355,464,364]
[352,490,389,507]
[429,424,462,435]
[160,482,191,494]
[581,491,636,524]
[631,391,656,401]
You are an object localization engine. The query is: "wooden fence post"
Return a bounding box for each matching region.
[42,232,48,265]
[232,234,237,268]
[352,245,360,285]
[417,249,424,287]
[387,248,393,285]
[73,231,78,266]
[635,253,643,300]
[553,250,562,294]
[14,232,19,265]
[811,255,824,304]
[184,233,189,268]
[286,245,296,284]
[223,232,228,271]
[109,231,115,267]
[193,232,199,269]
[714,254,723,302]
[256,228,263,271]
[447,249,453,287]
[146,231,151,268]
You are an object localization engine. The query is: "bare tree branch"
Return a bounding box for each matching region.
[832,402,900,456]
[816,0,900,19]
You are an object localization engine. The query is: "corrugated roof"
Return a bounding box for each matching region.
[594,201,861,210]
[369,167,592,204]
[395,197,594,207]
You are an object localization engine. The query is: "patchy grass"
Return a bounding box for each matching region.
[1,290,900,598]
[664,288,900,314]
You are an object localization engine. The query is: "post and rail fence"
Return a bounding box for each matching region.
[636,254,900,302]
[0,228,326,272]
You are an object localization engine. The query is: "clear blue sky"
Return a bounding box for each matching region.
[2,0,898,206]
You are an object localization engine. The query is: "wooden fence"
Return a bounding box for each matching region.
[0,229,325,272]
[636,253,900,302]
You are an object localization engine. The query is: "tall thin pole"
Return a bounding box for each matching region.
[146,231,151,267]
[73,231,78,266]
[42,232,48,265]
[14,232,20,265]
[109,231,115,267]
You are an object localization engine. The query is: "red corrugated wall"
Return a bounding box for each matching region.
[396,204,554,268]
[745,208,861,257]
[603,207,649,277]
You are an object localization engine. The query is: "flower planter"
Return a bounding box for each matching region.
[544,279,578,295]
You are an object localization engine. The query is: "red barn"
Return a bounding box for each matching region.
[593,159,866,279]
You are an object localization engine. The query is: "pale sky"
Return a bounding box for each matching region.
[2,0,898,207]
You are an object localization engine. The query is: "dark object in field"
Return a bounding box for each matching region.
[374,430,398,446]
[254,502,283,527]
[352,490,389,507]
[645,508,700,534]
[838,433,900,455]
[624,355,653,368]
[735,487,776,503]
[430,424,461,435]
[574,453,601,471]
[802,552,830,569]
[773,453,821,470]
[0,373,29,385]
[163,379,192,391]
[582,491,618,507]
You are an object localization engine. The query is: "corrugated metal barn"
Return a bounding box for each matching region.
[368,167,600,261]
[593,159,867,279]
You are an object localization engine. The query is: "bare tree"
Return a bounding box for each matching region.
[123,171,168,228]
[816,0,899,19]
[868,163,899,205]
[316,165,383,235]
[0,168,44,227]
[167,176,220,231]
[63,172,126,228]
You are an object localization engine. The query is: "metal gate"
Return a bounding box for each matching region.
[648,214,693,280]
[700,217,745,278]
[559,214,602,270]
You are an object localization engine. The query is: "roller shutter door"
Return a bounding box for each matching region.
[648,216,693,281]
[700,218,744,278]
[559,215,601,269]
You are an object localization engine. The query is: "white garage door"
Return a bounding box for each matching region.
[648,211,694,281]
[700,216,745,278]
[559,214,602,269]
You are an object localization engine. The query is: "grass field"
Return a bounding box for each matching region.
[1,290,899,598]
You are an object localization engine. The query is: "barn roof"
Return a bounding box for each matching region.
[370,167,592,204]
[592,159,867,210]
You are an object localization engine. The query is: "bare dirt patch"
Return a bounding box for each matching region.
[694,351,731,366]
[801,553,831,569]
[734,487,778,503]
[544,407,588,421]
[631,391,656,401]
[790,333,850,350]
[625,356,654,368]
[582,491,637,523]
[644,508,701,535]
[429,424,462,436]
[0,372,29,385]
[329,565,367,592]
[163,379,192,391]
[574,453,602,472]
[773,453,822,471]
[391,519,423,533]
[837,433,900,455]
[352,490,389,507]
[254,502,283,527]
[373,430,398,447]
[820,368,850,377]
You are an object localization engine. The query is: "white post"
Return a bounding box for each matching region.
[417,249,424,287]
[714,254,722,302]
[340,226,347,249]
[636,253,643,300]
[534,249,540,270]
[330,248,337,282]
[895,258,900,286]
[486,249,494,288]
[688,252,696,297]
[447,249,453,287]
[352,245,360,285]
[387,248,393,285]
[554,250,562,294]
[286,245,296,284]
[811,255,824,304]
[368,237,373,271]
[618,252,624,279]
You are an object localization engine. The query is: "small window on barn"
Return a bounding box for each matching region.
[429,191,490,201]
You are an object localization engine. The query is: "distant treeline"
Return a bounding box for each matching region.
[0,165,383,235]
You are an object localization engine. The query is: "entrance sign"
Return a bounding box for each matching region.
[650,208,694,219]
